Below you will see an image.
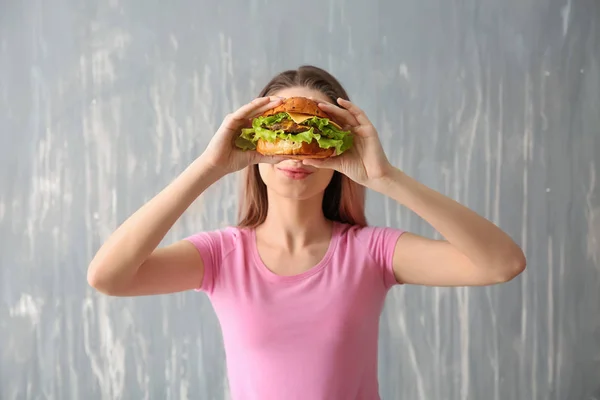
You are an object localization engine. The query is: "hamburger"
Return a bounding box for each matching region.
[235,97,353,159]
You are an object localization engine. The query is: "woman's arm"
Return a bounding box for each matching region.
[87,96,283,296]
[303,98,526,287]
[87,157,223,296]
[372,168,526,286]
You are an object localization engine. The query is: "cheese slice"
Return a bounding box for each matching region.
[287,112,343,130]
[287,112,312,124]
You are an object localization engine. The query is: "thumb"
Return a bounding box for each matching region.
[301,157,339,170]
[253,153,287,165]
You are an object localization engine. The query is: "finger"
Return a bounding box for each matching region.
[336,98,372,127]
[245,151,287,165]
[241,118,253,129]
[247,97,284,119]
[230,97,282,122]
[255,154,287,165]
[301,157,339,171]
[317,102,359,128]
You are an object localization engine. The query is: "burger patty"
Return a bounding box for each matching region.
[269,119,321,134]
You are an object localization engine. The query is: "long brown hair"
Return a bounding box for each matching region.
[237,65,367,228]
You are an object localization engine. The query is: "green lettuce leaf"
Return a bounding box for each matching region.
[253,112,289,127]
[302,116,348,140]
[235,112,353,155]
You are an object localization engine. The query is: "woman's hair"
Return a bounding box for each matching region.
[237,65,367,228]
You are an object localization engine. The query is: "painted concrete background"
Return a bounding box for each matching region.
[1,0,599,399]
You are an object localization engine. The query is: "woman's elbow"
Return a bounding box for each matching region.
[496,250,527,283]
[86,263,121,296]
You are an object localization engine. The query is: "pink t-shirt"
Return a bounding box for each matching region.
[185,222,404,400]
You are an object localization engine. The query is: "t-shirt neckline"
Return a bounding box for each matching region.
[250,221,341,283]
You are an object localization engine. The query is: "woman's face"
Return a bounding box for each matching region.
[257,86,335,201]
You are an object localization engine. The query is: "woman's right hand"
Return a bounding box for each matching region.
[201,96,284,174]
[88,97,285,296]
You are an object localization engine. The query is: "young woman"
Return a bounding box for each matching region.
[87,65,526,399]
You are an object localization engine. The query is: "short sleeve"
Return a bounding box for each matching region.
[361,226,405,288]
[184,230,226,293]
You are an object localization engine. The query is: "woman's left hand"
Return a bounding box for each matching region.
[301,98,393,187]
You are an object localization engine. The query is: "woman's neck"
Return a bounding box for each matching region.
[258,192,332,250]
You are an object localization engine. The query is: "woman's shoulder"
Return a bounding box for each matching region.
[185,225,253,254]
[334,221,405,248]
[334,221,402,237]
[334,222,405,279]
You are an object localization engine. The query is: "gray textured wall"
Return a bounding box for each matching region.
[1,0,599,399]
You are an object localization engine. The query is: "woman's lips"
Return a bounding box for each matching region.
[277,167,313,180]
